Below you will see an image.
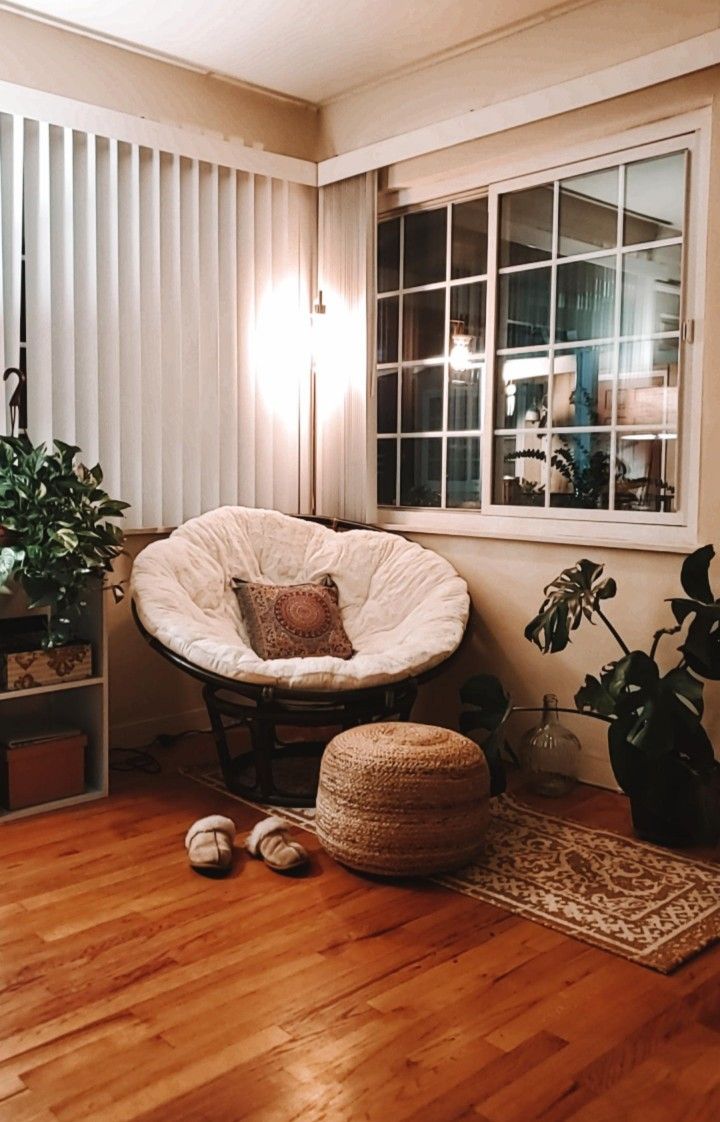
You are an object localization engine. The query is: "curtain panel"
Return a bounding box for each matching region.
[0,113,315,529]
[315,171,376,523]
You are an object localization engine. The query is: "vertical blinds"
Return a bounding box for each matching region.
[316,171,376,523]
[0,114,315,529]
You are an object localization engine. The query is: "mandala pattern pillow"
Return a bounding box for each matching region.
[232,577,353,661]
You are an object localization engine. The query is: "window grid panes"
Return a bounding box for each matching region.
[376,141,690,523]
[377,197,488,509]
[494,150,686,515]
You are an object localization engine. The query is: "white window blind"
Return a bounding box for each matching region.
[2,113,315,530]
[0,114,23,425]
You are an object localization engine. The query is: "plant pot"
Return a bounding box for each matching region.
[629,766,720,848]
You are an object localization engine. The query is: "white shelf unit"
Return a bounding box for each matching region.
[0,584,108,822]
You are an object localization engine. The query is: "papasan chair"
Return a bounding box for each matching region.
[131,507,470,806]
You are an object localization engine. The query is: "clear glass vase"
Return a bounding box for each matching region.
[520,694,581,797]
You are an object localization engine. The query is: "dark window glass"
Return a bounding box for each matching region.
[377,218,400,293]
[403,288,445,361]
[448,365,481,432]
[400,438,442,506]
[499,185,553,267]
[555,257,615,343]
[377,296,398,364]
[377,440,397,505]
[498,267,551,348]
[559,167,618,257]
[451,198,488,279]
[447,437,480,507]
[403,208,447,287]
[377,371,398,434]
[401,365,443,432]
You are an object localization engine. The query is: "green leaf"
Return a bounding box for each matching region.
[525,559,617,654]
[680,544,715,604]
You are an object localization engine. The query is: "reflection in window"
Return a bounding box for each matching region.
[559,167,618,256]
[377,218,400,292]
[402,288,445,362]
[377,440,397,505]
[555,257,615,342]
[377,297,398,364]
[400,438,442,506]
[452,198,488,279]
[499,185,553,266]
[624,152,685,246]
[401,365,443,432]
[447,437,480,507]
[494,145,686,515]
[496,353,549,430]
[621,244,681,337]
[498,267,551,348]
[377,371,398,434]
[404,209,447,287]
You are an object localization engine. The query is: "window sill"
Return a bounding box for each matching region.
[377,507,699,553]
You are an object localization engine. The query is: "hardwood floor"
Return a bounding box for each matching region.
[1,737,719,1122]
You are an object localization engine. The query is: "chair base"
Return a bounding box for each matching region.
[203,680,418,808]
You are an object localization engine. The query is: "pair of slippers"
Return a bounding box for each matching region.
[185,814,309,876]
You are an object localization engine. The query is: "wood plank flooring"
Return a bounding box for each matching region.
[1,740,719,1122]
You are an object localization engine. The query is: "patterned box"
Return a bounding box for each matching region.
[1,643,93,691]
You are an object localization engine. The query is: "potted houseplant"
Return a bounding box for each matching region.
[0,435,129,647]
[460,548,720,847]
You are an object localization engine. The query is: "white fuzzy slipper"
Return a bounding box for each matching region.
[185,815,237,875]
[246,816,309,873]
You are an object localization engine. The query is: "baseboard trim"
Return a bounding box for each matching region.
[110,706,209,750]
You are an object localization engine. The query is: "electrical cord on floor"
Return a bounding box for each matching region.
[109,747,162,774]
[109,722,243,773]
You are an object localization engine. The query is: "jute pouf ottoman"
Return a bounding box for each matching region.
[316,722,490,876]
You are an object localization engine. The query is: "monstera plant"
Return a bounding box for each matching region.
[461,548,720,847]
[0,435,129,646]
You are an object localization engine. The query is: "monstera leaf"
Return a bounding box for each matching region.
[668,545,720,680]
[525,558,617,654]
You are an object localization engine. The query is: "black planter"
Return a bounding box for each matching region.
[629,768,720,848]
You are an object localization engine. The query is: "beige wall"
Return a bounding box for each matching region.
[0,9,319,161]
[319,0,720,159]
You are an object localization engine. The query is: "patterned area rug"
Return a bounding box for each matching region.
[181,764,720,974]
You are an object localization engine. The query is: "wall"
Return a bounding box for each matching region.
[0,9,319,161]
[395,68,720,787]
[319,0,720,159]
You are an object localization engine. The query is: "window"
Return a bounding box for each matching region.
[375,122,706,547]
[494,151,684,516]
[376,198,488,509]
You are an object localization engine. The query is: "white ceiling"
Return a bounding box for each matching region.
[8,0,580,104]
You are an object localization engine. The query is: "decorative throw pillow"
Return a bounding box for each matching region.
[232,577,353,661]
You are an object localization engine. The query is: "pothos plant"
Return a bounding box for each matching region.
[0,435,129,646]
[461,548,720,845]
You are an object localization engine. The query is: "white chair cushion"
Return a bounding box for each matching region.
[131,506,470,692]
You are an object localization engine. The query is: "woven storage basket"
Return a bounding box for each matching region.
[316,722,490,876]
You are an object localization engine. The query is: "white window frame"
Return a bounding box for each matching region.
[375,110,710,552]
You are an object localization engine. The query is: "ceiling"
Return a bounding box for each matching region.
[7,0,583,104]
